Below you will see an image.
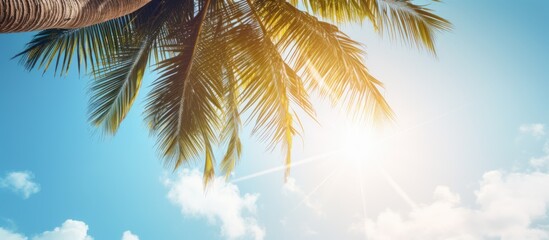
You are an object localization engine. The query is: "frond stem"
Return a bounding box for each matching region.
[244,0,269,38]
[175,0,212,138]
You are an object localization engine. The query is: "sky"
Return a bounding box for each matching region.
[1,0,549,239]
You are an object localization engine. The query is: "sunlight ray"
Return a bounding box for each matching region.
[356,159,369,240]
[345,105,465,213]
[230,151,340,183]
[306,61,334,98]
[290,166,340,213]
[231,104,464,184]
[379,168,418,209]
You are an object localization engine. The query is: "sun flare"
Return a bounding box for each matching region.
[338,122,385,163]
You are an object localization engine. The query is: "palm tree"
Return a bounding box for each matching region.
[10,0,450,185]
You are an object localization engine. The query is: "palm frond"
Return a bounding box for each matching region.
[88,39,151,134]
[203,132,216,186]
[290,0,377,24]
[375,0,451,53]
[219,73,243,179]
[88,0,184,134]
[145,0,225,185]
[15,0,450,184]
[236,0,315,179]
[255,0,393,122]
[14,17,132,76]
[290,0,451,53]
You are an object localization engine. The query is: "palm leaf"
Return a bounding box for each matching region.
[290,0,377,24]
[14,17,132,76]
[290,0,451,53]
[236,0,315,179]
[220,70,243,179]
[375,0,452,53]
[88,0,184,134]
[216,4,249,178]
[255,0,393,122]
[88,39,151,134]
[15,0,451,184]
[146,0,225,185]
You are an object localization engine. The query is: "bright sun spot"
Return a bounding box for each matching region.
[338,122,384,163]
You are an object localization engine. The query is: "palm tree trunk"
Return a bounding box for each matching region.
[0,0,150,33]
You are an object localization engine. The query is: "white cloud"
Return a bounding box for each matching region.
[520,123,545,138]
[121,231,139,240]
[1,220,136,240]
[163,169,265,240]
[530,142,549,169]
[0,220,93,240]
[0,171,40,199]
[350,171,549,240]
[32,220,93,240]
[282,177,324,217]
[0,228,27,240]
[349,124,549,239]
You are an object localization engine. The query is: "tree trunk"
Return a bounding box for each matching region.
[0,0,151,33]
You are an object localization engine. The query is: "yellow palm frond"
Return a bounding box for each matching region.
[255,0,393,122]
[290,0,377,24]
[289,0,451,53]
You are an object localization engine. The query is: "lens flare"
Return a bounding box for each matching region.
[338,122,383,163]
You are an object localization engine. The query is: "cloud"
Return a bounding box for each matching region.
[1,220,137,240]
[0,220,92,240]
[520,123,545,138]
[163,169,265,240]
[282,177,324,217]
[349,123,549,240]
[121,231,139,240]
[32,220,93,240]
[0,171,40,199]
[350,171,549,240]
[0,228,27,240]
[529,142,549,169]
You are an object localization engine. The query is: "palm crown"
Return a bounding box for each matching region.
[15,0,450,185]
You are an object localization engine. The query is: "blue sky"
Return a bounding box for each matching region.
[1,0,549,239]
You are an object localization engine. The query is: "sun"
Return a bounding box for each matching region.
[337,122,384,163]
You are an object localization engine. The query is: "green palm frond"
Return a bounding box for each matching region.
[14,17,132,76]
[375,0,452,53]
[216,4,248,179]
[16,0,450,185]
[145,0,225,185]
[88,39,151,134]
[220,70,242,179]
[88,0,183,134]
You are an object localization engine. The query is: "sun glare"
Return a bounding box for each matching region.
[338,122,384,163]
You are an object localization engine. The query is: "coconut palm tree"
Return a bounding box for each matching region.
[8,0,450,185]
